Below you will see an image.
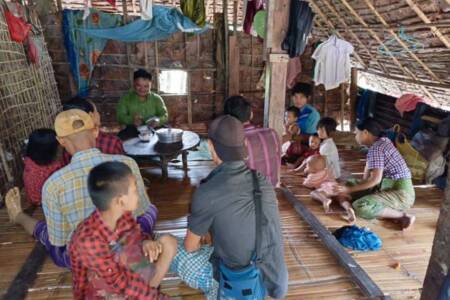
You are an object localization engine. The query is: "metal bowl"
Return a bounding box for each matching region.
[156,128,184,144]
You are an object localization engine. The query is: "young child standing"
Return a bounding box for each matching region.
[317,117,341,179]
[69,161,176,300]
[303,155,355,223]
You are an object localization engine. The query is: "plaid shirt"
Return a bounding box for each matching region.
[63,131,124,164]
[244,124,281,186]
[23,157,64,205]
[367,137,411,180]
[69,210,168,300]
[42,148,150,246]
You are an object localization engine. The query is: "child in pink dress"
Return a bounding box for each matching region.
[303,155,355,223]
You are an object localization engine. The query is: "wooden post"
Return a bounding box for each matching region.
[264,0,290,136]
[340,84,346,131]
[224,0,229,99]
[264,54,289,136]
[350,68,358,130]
[122,0,133,84]
[422,156,450,299]
[154,41,160,92]
[228,36,240,96]
[323,89,328,117]
[187,71,192,125]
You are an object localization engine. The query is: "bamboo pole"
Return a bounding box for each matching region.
[405,0,450,49]
[340,84,346,131]
[350,68,358,131]
[336,21,450,31]
[360,0,443,83]
[360,69,450,89]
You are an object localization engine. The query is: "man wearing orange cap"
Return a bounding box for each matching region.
[5,109,159,268]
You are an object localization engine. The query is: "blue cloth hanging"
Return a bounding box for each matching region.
[63,6,208,95]
[333,225,382,251]
[63,9,122,96]
[79,5,207,42]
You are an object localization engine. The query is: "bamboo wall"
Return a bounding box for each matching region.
[0,6,61,197]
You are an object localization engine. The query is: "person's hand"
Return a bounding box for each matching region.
[133,114,143,127]
[147,120,160,128]
[200,233,212,245]
[333,184,350,195]
[142,240,163,263]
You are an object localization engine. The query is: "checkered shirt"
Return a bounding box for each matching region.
[42,148,150,246]
[63,131,124,164]
[69,210,168,300]
[367,137,411,180]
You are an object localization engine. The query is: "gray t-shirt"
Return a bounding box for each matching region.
[188,161,288,299]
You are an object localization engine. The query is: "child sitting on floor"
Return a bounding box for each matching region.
[69,161,176,300]
[303,155,356,223]
[23,129,64,206]
[289,134,321,170]
[317,117,341,179]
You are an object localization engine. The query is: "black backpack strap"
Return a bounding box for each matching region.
[251,170,263,262]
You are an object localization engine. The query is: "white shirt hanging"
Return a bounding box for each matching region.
[140,0,153,21]
[312,35,354,90]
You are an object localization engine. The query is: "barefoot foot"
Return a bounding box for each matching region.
[342,208,356,224]
[5,187,22,223]
[400,214,415,231]
[323,199,332,214]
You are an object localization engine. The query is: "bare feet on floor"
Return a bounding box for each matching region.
[342,208,356,224]
[400,213,415,231]
[5,187,22,223]
[322,198,332,214]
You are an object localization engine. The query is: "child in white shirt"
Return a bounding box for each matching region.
[317,117,341,179]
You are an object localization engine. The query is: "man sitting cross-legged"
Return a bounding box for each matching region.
[69,161,175,300]
[5,109,158,268]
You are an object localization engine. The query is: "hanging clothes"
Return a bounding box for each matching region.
[395,94,424,116]
[286,57,302,88]
[243,0,264,35]
[312,35,354,90]
[3,9,32,43]
[180,0,206,27]
[140,0,153,21]
[281,0,314,58]
[63,9,122,96]
[356,89,377,123]
[79,5,207,42]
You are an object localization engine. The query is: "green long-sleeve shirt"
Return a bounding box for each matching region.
[117,90,169,126]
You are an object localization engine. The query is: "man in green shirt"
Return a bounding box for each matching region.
[117,69,169,139]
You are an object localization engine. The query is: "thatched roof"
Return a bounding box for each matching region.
[52,0,449,109]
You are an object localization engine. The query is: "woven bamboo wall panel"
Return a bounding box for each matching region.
[0,6,61,197]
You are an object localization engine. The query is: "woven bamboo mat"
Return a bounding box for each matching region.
[0,149,443,299]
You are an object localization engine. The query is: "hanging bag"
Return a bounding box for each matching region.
[394,125,428,183]
[218,171,266,300]
[1,2,32,43]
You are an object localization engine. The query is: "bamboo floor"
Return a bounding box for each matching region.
[0,148,444,299]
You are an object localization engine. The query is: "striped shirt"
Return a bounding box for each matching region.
[244,124,281,186]
[42,148,150,246]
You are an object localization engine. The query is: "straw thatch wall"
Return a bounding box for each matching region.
[0,6,61,198]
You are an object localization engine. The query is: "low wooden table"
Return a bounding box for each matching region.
[123,131,200,179]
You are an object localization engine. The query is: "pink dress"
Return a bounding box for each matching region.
[303,168,338,196]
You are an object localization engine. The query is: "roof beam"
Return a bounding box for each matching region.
[404,0,450,49]
[315,0,386,72]
[336,0,437,102]
[307,1,367,69]
[360,0,443,83]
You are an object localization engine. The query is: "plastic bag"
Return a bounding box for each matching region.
[395,129,428,183]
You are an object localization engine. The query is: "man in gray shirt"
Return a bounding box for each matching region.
[184,115,288,299]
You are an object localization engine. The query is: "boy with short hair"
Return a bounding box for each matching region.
[317,117,341,179]
[69,161,176,300]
